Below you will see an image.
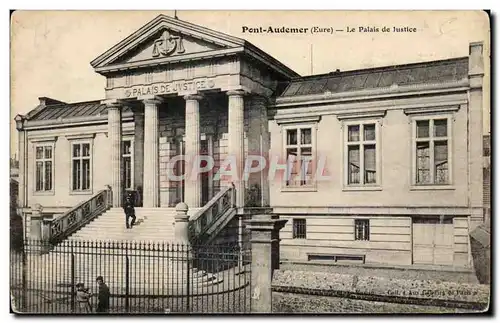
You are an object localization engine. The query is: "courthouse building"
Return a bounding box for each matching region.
[15,15,486,269]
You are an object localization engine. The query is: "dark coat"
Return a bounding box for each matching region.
[123,198,135,215]
[96,283,110,312]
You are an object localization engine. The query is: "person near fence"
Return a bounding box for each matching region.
[95,276,110,313]
[123,193,136,229]
[75,283,92,313]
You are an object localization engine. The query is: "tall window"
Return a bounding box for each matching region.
[35,145,53,192]
[354,219,370,241]
[123,140,133,190]
[346,122,378,185]
[72,142,91,191]
[284,126,314,187]
[414,118,450,185]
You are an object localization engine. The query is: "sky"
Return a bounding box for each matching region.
[10,10,491,157]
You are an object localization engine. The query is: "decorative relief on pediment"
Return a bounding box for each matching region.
[152,30,185,58]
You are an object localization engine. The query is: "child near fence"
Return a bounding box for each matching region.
[75,283,92,313]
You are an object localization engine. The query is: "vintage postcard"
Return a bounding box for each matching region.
[10,10,491,314]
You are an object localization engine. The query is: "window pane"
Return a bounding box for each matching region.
[45,161,52,191]
[82,159,90,190]
[355,219,370,241]
[364,144,376,184]
[287,129,297,145]
[293,219,306,239]
[286,148,298,185]
[364,124,376,141]
[36,147,44,159]
[124,156,132,189]
[82,143,90,157]
[348,145,360,184]
[416,120,429,138]
[434,119,448,137]
[73,144,81,158]
[36,161,43,191]
[300,128,312,145]
[435,141,448,184]
[73,160,81,190]
[301,147,313,185]
[123,140,132,155]
[44,147,52,159]
[416,141,431,184]
[348,125,360,142]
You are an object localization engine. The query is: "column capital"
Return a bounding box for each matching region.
[139,95,164,106]
[227,89,248,97]
[184,93,204,101]
[101,99,124,109]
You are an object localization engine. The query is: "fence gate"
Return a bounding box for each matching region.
[10,240,251,314]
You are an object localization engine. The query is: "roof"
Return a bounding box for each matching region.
[279,57,469,97]
[26,100,132,122]
[21,58,469,124]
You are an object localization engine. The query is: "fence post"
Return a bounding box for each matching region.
[70,249,75,313]
[125,255,130,312]
[174,202,190,243]
[21,245,27,311]
[244,214,287,314]
[30,204,43,253]
[174,203,191,312]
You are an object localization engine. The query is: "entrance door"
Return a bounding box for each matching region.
[200,139,209,205]
[171,135,212,206]
[200,135,213,206]
[412,216,454,266]
[172,137,185,205]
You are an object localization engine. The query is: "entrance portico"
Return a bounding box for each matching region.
[94,14,297,209]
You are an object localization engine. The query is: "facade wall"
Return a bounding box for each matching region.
[269,95,472,208]
[279,214,470,267]
[23,121,134,212]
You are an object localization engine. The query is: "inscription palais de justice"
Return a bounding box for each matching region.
[124,78,216,97]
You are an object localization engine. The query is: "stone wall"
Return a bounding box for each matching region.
[272,270,490,313]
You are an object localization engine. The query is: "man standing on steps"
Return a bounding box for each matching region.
[95,276,110,313]
[123,192,136,229]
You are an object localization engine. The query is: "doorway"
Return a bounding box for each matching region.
[412,215,454,266]
[171,134,213,206]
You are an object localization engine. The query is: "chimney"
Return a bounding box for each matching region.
[469,42,484,78]
[38,97,66,106]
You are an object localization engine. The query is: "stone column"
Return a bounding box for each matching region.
[245,214,287,313]
[142,96,161,208]
[227,90,246,208]
[107,103,123,207]
[184,94,203,208]
[133,107,145,206]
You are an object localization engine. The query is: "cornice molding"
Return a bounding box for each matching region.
[275,115,321,125]
[403,105,460,115]
[66,133,96,141]
[336,110,387,120]
[28,136,57,143]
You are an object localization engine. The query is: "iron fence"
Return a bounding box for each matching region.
[10,239,251,314]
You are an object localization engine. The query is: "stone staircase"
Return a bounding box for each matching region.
[65,207,200,243]
[24,207,232,295]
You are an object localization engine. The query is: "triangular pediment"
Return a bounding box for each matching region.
[91,15,246,70]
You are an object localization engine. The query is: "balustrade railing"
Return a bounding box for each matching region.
[49,187,112,244]
[188,184,236,243]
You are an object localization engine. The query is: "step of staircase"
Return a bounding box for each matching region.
[64,207,201,243]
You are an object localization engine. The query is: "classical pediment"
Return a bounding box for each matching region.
[90,15,246,72]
